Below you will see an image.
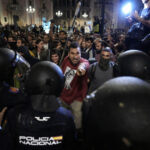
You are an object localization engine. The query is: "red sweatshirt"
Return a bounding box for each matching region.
[60,56,89,105]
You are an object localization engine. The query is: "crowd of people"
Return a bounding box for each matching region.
[0,0,150,149]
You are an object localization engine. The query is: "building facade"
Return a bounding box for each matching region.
[53,0,92,31]
[0,0,53,26]
[53,0,121,31]
[0,0,123,31]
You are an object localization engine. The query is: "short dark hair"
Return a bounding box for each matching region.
[59,30,67,35]
[101,47,112,54]
[36,39,43,44]
[85,37,93,43]
[69,41,80,51]
[98,40,108,47]
[50,49,61,64]
[17,38,26,44]
[51,49,61,57]
[52,40,61,49]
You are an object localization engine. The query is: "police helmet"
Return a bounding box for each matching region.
[117,50,150,81]
[25,61,65,96]
[0,48,30,83]
[85,77,150,150]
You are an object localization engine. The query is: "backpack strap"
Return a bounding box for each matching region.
[89,62,98,82]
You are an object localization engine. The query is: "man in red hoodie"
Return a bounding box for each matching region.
[60,41,89,129]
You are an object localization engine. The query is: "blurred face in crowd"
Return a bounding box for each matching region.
[59,32,66,40]
[99,50,111,71]
[37,41,44,50]
[17,39,22,47]
[51,34,57,41]
[96,42,102,51]
[67,40,72,48]
[43,35,49,43]
[56,41,62,49]
[86,40,92,49]
[101,50,111,60]
[28,35,32,43]
[68,47,81,65]
[8,37,13,42]
[81,41,86,49]
[107,35,112,41]
[119,34,125,42]
[51,54,59,64]
[78,36,84,45]
[94,38,102,45]
[32,39,36,47]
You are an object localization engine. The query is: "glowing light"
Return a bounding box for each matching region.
[122,2,132,15]
[82,12,88,18]
[26,5,36,13]
[56,11,63,17]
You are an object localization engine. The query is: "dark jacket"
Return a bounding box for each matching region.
[0,102,76,150]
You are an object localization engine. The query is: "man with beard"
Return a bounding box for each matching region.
[60,41,89,130]
[88,47,114,94]
[95,40,108,61]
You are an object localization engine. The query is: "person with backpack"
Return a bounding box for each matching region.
[88,47,115,94]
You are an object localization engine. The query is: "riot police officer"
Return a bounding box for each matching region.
[84,76,150,150]
[117,49,150,82]
[1,61,76,150]
[83,50,150,150]
[0,47,30,149]
[0,48,30,112]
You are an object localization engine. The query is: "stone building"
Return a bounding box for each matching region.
[0,0,53,26]
[0,0,121,30]
[53,0,121,31]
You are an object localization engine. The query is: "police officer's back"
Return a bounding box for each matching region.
[2,61,76,150]
[85,77,150,150]
[83,50,150,150]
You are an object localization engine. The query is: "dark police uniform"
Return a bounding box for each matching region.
[1,100,76,150]
[0,82,27,112]
[0,83,28,150]
[0,61,77,150]
[83,77,150,150]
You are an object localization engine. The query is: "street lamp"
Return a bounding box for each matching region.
[56,10,63,17]
[82,12,88,18]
